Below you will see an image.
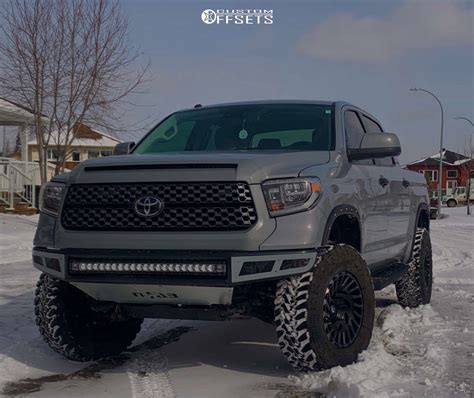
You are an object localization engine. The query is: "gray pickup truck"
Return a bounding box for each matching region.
[33,101,432,371]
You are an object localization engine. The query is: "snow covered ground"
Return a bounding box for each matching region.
[0,207,472,397]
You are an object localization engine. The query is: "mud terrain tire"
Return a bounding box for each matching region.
[35,274,143,361]
[395,228,433,308]
[274,245,375,371]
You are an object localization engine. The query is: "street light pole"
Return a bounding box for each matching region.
[454,116,474,215]
[410,88,444,219]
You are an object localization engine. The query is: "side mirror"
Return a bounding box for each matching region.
[113,141,135,156]
[348,133,401,161]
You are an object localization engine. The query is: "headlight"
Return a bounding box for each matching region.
[39,182,65,216]
[262,178,322,217]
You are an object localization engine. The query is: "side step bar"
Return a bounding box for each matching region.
[371,263,409,291]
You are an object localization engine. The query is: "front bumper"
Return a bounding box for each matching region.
[33,247,318,305]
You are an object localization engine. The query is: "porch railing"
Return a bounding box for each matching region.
[0,157,39,209]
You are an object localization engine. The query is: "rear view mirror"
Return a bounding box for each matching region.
[113,141,135,156]
[348,133,401,161]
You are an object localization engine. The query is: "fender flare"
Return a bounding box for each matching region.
[403,202,430,262]
[322,204,361,248]
[415,202,430,230]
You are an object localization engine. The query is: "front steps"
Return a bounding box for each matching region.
[0,199,37,215]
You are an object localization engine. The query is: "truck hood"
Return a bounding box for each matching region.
[69,151,330,184]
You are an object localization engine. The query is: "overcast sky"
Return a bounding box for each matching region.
[120,0,473,164]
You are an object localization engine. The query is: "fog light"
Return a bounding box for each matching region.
[239,260,274,276]
[280,258,312,270]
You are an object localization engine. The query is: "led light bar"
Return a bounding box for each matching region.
[69,260,226,275]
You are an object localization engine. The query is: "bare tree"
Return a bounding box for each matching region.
[0,0,149,183]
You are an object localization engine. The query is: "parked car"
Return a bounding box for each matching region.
[33,101,432,371]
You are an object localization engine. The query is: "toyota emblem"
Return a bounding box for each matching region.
[134,196,164,217]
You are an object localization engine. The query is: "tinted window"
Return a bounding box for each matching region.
[362,115,383,133]
[133,104,334,154]
[251,129,313,148]
[345,111,366,149]
[362,115,394,166]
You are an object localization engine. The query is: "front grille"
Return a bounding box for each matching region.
[61,182,258,231]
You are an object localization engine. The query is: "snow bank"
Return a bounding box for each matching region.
[292,304,446,397]
[0,214,37,264]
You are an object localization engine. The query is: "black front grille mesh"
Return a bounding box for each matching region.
[61,182,257,231]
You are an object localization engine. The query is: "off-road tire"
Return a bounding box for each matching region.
[274,244,375,371]
[447,199,457,207]
[35,273,143,361]
[395,228,433,308]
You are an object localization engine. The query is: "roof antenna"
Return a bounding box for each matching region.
[194,104,202,108]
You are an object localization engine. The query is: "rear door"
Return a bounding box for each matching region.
[361,114,412,261]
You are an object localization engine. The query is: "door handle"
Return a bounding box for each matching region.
[402,179,410,188]
[379,177,389,187]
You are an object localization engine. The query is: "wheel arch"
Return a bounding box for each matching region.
[322,205,362,252]
[416,203,430,230]
[447,198,457,206]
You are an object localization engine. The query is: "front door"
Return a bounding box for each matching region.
[360,113,414,262]
[343,109,389,267]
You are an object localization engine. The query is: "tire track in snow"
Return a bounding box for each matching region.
[126,326,195,398]
[127,351,175,398]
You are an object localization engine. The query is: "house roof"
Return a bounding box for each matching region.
[407,149,470,167]
[28,124,122,148]
[0,97,38,125]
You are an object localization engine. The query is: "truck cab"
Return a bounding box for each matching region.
[446,185,474,207]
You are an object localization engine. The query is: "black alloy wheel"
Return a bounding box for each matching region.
[322,271,364,348]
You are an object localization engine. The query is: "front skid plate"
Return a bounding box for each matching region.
[71,282,233,305]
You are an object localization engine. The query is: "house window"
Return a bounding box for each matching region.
[47,148,60,160]
[447,180,457,195]
[72,151,81,161]
[88,149,112,159]
[423,170,438,182]
[447,170,458,178]
[88,150,99,159]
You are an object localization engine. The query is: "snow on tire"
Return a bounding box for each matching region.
[395,228,433,308]
[34,273,143,361]
[274,245,375,371]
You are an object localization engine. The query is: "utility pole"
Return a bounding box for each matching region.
[454,116,474,215]
[2,126,6,157]
[410,88,444,219]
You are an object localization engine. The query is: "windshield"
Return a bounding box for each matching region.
[133,104,334,154]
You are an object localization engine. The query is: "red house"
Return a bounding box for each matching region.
[406,149,473,196]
